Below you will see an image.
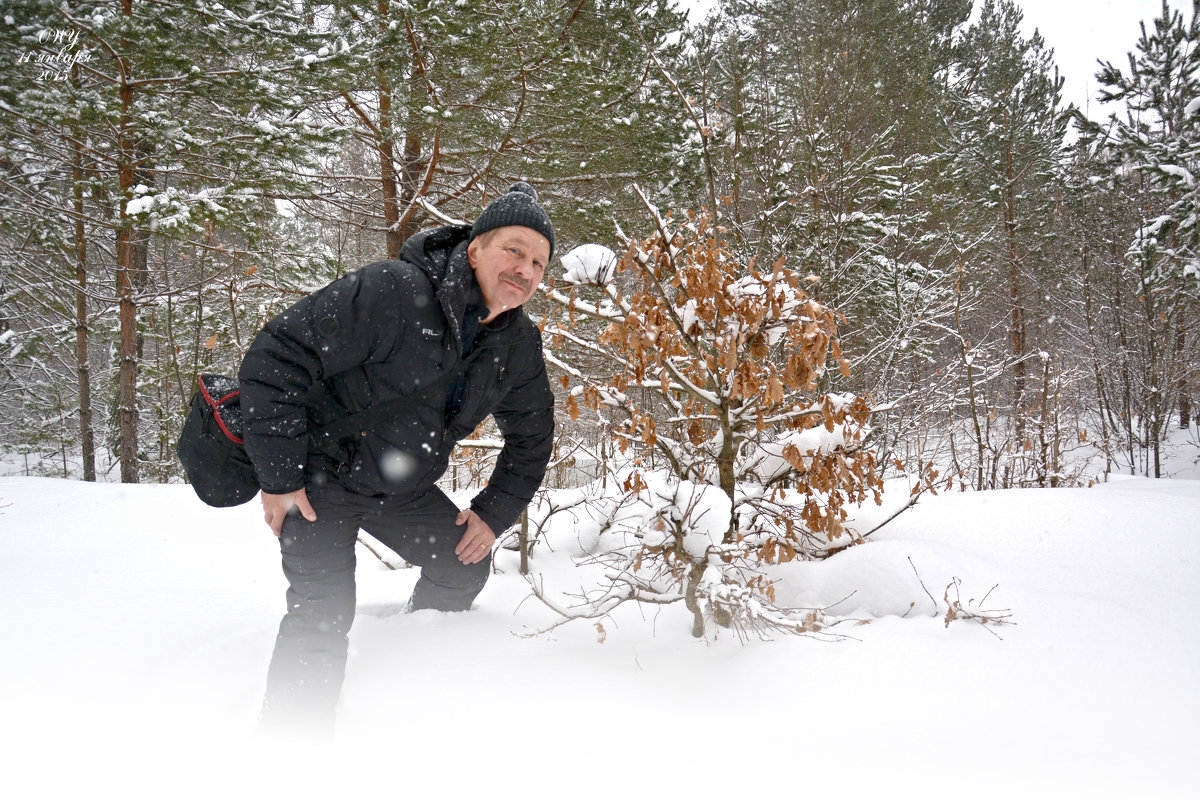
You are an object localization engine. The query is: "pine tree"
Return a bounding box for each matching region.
[293,0,693,265]
[0,1,342,480]
[942,0,1069,486]
[688,0,971,474]
[1091,0,1200,472]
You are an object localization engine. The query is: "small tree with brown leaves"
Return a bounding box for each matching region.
[537,188,884,638]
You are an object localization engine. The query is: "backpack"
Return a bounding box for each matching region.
[176,374,259,507]
[176,350,484,507]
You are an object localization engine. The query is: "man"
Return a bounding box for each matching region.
[238,183,556,728]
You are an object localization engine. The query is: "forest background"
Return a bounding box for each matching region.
[1,0,1197,501]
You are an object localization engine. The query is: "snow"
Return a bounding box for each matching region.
[1158,163,1195,187]
[124,195,155,216]
[560,243,617,285]
[1136,213,1174,240]
[1,474,1198,796]
[740,421,854,483]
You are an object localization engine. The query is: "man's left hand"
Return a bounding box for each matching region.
[454,509,496,565]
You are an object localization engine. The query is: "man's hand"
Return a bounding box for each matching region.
[454,509,495,565]
[261,488,317,538]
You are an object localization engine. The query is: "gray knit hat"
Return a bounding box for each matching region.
[470,182,555,261]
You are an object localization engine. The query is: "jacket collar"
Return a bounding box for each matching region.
[401,224,522,351]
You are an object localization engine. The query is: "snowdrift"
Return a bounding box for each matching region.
[0,475,1197,797]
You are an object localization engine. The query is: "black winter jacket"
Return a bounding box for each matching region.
[238,224,555,534]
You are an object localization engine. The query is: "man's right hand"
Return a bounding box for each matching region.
[261,488,317,538]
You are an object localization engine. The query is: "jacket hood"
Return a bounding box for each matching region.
[399,224,473,289]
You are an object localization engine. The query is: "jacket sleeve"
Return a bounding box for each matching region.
[237,263,407,494]
[469,330,555,534]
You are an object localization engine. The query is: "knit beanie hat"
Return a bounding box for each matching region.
[470,182,555,261]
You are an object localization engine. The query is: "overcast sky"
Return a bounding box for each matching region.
[1019,0,1192,117]
[682,0,1195,119]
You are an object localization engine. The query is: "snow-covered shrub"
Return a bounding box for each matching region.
[539,191,884,637]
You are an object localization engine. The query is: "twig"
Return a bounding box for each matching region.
[908,556,939,615]
[357,535,404,570]
[859,489,923,540]
[943,577,1014,639]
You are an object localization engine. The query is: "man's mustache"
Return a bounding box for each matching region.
[500,271,531,291]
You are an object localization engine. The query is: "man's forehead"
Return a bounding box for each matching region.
[493,226,550,255]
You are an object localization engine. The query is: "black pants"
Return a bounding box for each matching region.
[260,479,490,730]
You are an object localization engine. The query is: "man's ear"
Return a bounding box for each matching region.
[467,237,479,269]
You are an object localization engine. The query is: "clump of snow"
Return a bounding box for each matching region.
[125,195,155,216]
[1157,163,1195,187]
[560,244,617,285]
[679,297,699,333]
[739,407,857,484]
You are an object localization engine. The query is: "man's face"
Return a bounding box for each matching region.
[467,225,550,322]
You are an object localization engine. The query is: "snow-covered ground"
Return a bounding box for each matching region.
[1,473,1197,797]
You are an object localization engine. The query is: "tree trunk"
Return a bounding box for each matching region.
[1004,142,1027,446]
[1080,233,1113,477]
[376,72,402,260]
[956,259,987,490]
[116,193,139,481]
[116,0,139,483]
[716,401,737,541]
[375,3,403,259]
[1176,308,1191,430]
[71,130,95,482]
[684,561,706,639]
[394,37,428,246]
[519,508,530,575]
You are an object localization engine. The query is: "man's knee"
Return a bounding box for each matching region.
[410,552,491,612]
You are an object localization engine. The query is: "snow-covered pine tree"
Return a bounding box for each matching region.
[0,1,342,480]
[1090,0,1200,474]
[518,0,697,241]
[0,7,107,478]
[687,0,971,477]
[291,0,693,265]
[941,0,1070,487]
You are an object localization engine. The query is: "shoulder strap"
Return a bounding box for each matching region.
[308,348,485,456]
